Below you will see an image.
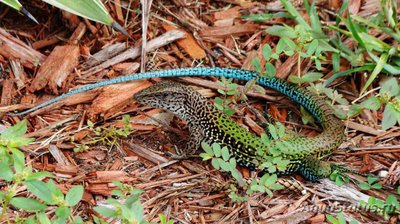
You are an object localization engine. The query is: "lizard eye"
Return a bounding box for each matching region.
[159,93,170,101]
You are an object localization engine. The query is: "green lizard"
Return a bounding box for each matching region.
[9,67,345,181]
[133,80,344,181]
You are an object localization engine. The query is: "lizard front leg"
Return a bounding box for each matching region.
[169,124,205,159]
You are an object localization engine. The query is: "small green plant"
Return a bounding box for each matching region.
[358,176,382,190]
[326,212,359,224]
[214,77,240,116]
[227,184,248,203]
[258,123,291,173]
[21,180,84,223]
[247,173,283,197]
[200,123,290,198]
[200,142,244,186]
[248,0,400,131]
[329,169,350,186]
[359,195,400,217]
[0,120,87,223]
[158,213,174,224]
[93,181,147,224]
[73,115,134,152]
[349,77,400,130]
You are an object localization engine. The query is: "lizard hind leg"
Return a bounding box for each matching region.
[298,157,332,182]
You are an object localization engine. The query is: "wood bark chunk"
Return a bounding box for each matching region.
[87,80,152,117]
[83,42,126,67]
[212,6,241,20]
[0,28,46,69]
[200,24,259,37]
[29,45,80,94]
[1,79,15,106]
[82,30,186,75]
[162,24,206,60]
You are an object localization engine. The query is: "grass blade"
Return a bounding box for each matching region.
[324,65,375,86]
[361,53,388,94]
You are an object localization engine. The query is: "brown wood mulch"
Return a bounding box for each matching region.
[0,0,399,223]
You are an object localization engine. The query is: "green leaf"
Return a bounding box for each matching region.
[306,40,319,56]
[55,206,71,224]
[271,53,279,60]
[94,206,117,218]
[358,182,371,190]
[289,75,301,84]
[265,62,276,77]
[267,124,278,140]
[25,180,54,204]
[252,57,262,73]
[326,214,339,224]
[371,183,382,189]
[348,104,362,117]
[380,77,400,97]
[262,44,272,61]
[43,0,112,25]
[0,0,22,10]
[382,103,399,130]
[0,120,35,148]
[10,197,47,211]
[0,159,14,181]
[36,212,52,224]
[282,36,297,50]
[25,171,54,181]
[9,147,25,174]
[47,179,64,200]
[219,159,230,172]
[360,96,382,110]
[386,195,399,207]
[212,143,221,157]
[221,147,230,161]
[301,72,323,83]
[276,38,287,54]
[263,174,278,187]
[73,216,84,224]
[229,158,236,169]
[199,153,212,161]
[201,142,214,157]
[266,25,297,38]
[111,190,124,198]
[66,185,84,207]
[211,158,220,170]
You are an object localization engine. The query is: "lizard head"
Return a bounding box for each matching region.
[133,81,209,120]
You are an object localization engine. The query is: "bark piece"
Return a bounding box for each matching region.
[200,24,259,37]
[162,24,206,60]
[0,28,46,69]
[87,80,153,117]
[29,45,80,94]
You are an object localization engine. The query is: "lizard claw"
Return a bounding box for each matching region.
[166,146,198,159]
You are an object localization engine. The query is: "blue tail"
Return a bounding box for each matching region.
[8,67,323,122]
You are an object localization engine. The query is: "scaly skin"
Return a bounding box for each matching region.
[9,67,345,180]
[134,81,344,181]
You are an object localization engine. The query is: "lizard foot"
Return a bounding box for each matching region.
[166,146,199,160]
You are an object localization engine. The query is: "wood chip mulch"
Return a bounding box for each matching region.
[0,0,399,223]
